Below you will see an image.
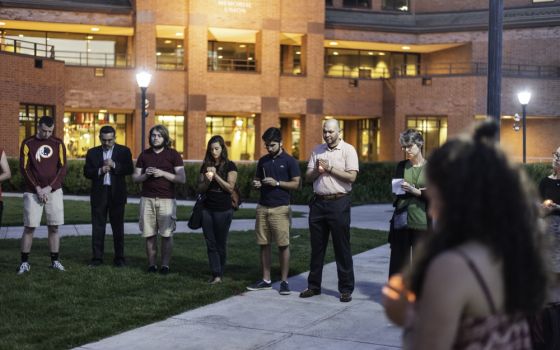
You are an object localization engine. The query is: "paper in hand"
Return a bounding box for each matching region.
[392,178,405,195]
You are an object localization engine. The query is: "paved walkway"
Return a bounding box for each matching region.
[2,193,401,349]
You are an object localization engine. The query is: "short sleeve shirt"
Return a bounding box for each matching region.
[256,151,301,207]
[136,148,183,198]
[201,160,238,211]
[307,139,359,195]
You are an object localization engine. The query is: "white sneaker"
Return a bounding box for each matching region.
[17,262,31,275]
[51,260,65,271]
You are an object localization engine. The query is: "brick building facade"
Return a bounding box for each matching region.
[0,0,558,162]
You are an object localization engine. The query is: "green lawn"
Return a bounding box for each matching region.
[1,197,304,226]
[0,228,386,350]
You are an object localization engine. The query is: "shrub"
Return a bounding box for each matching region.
[3,158,553,204]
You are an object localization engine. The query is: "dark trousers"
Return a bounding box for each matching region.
[307,195,354,294]
[0,201,3,228]
[91,187,126,263]
[388,228,426,277]
[202,208,233,277]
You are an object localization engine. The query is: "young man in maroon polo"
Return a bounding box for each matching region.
[133,125,185,274]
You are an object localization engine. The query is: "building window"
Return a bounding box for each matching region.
[156,38,184,70]
[357,118,380,162]
[406,116,448,155]
[280,118,301,159]
[1,29,130,67]
[382,0,410,12]
[280,45,302,75]
[325,48,419,78]
[63,112,129,158]
[326,0,334,6]
[208,41,256,72]
[19,104,54,144]
[343,0,371,8]
[206,115,255,160]
[156,115,184,153]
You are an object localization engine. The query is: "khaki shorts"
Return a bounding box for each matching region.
[255,204,291,246]
[139,197,177,238]
[23,189,64,227]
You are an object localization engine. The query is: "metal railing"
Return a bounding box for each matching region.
[393,62,560,79]
[325,64,390,79]
[53,51,131,68]
[208,58,257,72]
[0,37,54,58]
[156,54,184,70]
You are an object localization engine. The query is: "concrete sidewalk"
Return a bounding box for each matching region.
[75,244,401,350]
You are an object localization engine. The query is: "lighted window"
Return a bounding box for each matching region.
[156,115,184,153]
[325,48,397,78]
[280,45,302,75]
[2,29,129,67]
[280,117,301,159]
[382,0,410,12]
[357,118,380,162]
[19,104,54,145]
[343,0,371,8]
[405,117,448,155]
[206,115,255,160]
[208,41,256,72]
[63,112,129,158]
[156,38,184,70]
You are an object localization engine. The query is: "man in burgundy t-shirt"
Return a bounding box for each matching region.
[17,116,68,275]
[132,125,185,274]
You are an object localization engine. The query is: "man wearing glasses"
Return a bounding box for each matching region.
[84,125,133,267]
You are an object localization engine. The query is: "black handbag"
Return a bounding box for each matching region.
[392,205,408,230]
[187,194,205,230]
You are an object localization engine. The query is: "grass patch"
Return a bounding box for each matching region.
[0,228,386,350]
[1,197,305,226]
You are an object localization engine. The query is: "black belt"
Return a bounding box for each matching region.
[315,193,348,201]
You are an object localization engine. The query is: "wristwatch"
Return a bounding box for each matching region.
[276,181,280,187]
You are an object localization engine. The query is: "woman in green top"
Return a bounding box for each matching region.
[388,129,429,277]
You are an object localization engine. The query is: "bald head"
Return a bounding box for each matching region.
[323,119,341,148]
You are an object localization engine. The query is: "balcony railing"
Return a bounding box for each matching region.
[393,62,560,79]
[53,51,131,68]
[208,58,257,72]
[0,37,54,58]
[156,54,184,70]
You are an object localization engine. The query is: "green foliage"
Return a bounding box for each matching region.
[4,159,552,204]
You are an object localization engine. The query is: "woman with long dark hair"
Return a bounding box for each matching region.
[383,121,547,349]
[197,135,238,284]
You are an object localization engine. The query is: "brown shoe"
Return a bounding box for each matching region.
[339,292,352,302]
[299,288,321,298]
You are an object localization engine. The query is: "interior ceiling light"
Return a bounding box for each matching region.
[91,27,100,32]
[402,46,411,50]
[164,39,172,44]
[218,47,223,50]
[0,22,5,26]
[333,51,339,55]
[177,44,182,48]
[18,34,24,37]
[175,32,182,36]
[239,44,246,48]
[86,35,93,40]
[248,57,253,61]
[379,52,386,56]
[329,41,338,46]
[368,52,374,55]
[295,51,301,55]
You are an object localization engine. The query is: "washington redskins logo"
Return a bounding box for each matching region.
[35,145,54,162]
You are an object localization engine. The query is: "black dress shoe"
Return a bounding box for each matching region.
[147,265,158,273]
[88,260,103,267]
[113,260,126,268]
[299,288,321,298]
[339,292,352,302]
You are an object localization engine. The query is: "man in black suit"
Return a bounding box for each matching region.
[84,125,133,267]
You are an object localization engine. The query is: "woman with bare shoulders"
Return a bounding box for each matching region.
[383,121,547,349]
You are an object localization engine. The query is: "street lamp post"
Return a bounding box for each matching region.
[136,71,152,152]
[517,91,531,163]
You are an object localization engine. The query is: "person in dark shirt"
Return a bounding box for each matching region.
[17,116,68,275]
[246,127,300,295]
[132,125,185,274]
[196,135,237,284]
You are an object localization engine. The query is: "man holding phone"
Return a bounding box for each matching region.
[246,127,300,295]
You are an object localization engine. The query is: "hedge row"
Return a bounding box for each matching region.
[3,159,553,205]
